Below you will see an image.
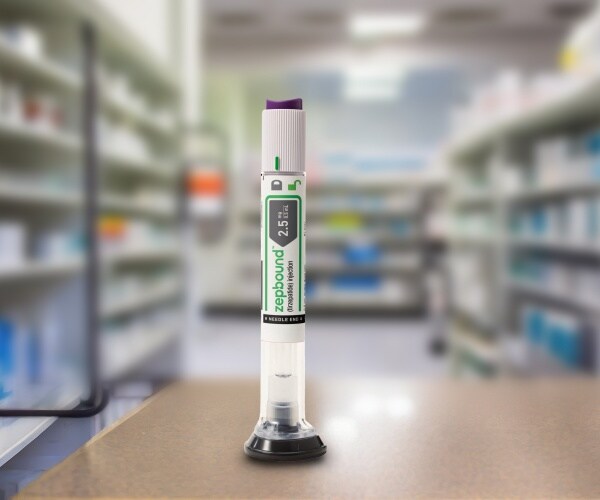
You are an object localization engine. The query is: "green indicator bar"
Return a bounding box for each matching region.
[275,156,280,171]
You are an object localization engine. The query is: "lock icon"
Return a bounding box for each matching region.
[288,180,302,191]
[271,180,282,191]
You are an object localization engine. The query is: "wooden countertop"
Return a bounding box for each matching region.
[19,378,600,499]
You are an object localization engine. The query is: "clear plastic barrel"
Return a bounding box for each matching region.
[253,340,316,440]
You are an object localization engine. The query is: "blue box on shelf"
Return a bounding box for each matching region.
[330,274,381,291]
[343,243,381,265]
[523,307,545,345]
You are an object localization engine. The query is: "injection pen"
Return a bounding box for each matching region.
[244,98,326,461]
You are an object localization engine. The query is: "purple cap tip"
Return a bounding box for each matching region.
[266,98,303,110]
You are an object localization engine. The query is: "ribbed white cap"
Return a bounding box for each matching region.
[262,109,305,173]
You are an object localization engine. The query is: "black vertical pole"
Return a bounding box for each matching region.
[81,21,100,407]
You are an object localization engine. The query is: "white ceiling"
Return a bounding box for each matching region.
[204,0,594,45]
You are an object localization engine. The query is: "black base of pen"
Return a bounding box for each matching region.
[244,434,326,462]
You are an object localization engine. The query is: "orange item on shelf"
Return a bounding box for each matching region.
[187,171,225,196]
[99,216,126,240]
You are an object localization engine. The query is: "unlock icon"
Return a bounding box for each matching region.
[288,180,302,191]
[271,180,282,191]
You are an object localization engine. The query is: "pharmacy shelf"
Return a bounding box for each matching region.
[101,194,177,219]
[0,258,82,281]
[509,279,599,313]
[101,283,180,319]
[0,118,80,153]
[0,184,181,213]
[447,63,600,377]
[242,206,420,219]
[68,0,179,95]
[508,237,600,257]
[309,300,423,315]
[0,0,182,445]
[0,188,177,217]
[307,207,419,218]
[448,129,505,376]
[1,0,178,96]
[310,176,447,192]
[0,388,80,468]
[205,296,259,311]
[102,324,178,381]
[309,232,419,246]
[0,36,175,148]
[102,95,175,140]
[102,153,176,182]
[103,245,180,265]
[507,182,600,202]
[0,36,81,93]
[0,248,176,280]
[0,182,80,208]
[450,77,600,159]
[305,253,422,274]
[206,297,423,315]
[307,262,421,275]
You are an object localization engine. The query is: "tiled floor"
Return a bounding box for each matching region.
[184,316,448,378]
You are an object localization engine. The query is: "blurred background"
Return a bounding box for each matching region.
[0,0,600,494]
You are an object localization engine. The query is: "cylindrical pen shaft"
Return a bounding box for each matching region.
[245,98,326,461]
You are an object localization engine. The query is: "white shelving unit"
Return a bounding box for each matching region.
[0,36,81,92]
[101,283,180,319]
[101,194,177,219]
[0,118,81,152]
[103,245,180,265]
[0,0,183,473]
[507,181,600,201]
[0,182,80,208]
[102,152,177,181]
[508,279,599,311]
[87,0,182,387]
[450,78,600,161]
[0,259,83,281]
[448,72,600,377]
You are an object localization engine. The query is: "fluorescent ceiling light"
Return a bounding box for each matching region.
[349,13,427,38]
